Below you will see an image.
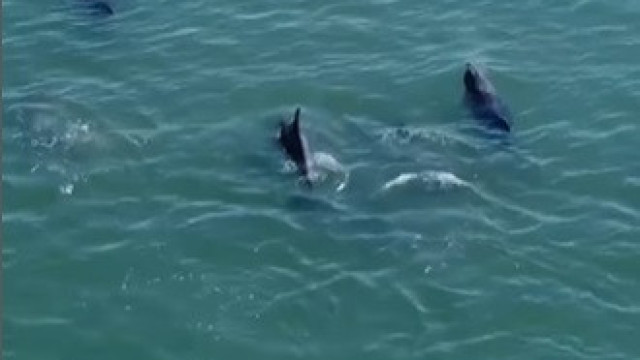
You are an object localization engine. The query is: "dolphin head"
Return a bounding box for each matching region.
[463,63,482,95]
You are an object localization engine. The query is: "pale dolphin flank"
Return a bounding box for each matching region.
[463,63,512,132]
[278,107,313,187]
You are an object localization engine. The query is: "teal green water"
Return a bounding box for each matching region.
[3,0,640,359]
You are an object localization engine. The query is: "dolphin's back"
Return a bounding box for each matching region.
[463,65,512,132]
[75,0,114,17]
[465,93,512,132]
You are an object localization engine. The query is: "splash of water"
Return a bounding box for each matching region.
[280,151,349,192]
[382,171,468,191]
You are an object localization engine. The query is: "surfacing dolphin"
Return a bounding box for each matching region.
[75,0,114,17]
[463,63,512,132]
[278,107,313,187]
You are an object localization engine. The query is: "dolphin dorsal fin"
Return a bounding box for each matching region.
[292,107,301,132]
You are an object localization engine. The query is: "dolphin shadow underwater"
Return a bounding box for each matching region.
[462,63,513,134]
[71,0,115,18]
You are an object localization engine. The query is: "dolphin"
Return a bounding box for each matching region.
[278,107,313,187]
[463,63,512,132]
[75,0,114,17]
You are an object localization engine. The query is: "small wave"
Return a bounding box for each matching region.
[378,126,458,147]
[10,97,101,195]
[382,171,468,191]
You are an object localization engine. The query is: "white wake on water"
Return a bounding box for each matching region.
[14,99,98,195]
[282,151,349,192]
[310,152,350,192]
[382,171,468,191]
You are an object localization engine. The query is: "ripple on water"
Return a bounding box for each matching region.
[4,0,640,359]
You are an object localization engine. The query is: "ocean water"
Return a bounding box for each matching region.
[3,0,640,359]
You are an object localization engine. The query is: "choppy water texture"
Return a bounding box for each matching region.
[3,0,640,359]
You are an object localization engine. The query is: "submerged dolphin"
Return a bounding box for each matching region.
[75,0,114,17]
[463,63,512,132]
[278,107,313,187]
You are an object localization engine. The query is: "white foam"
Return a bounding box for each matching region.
[382,171,468,191]
[312,152,344,173]
[378,126,456,147]
[59,183,74,195]
[312,152,349,192]
[382,173,420,190]
[281,151,349,192]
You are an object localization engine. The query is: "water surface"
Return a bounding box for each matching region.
[3,1,640,359]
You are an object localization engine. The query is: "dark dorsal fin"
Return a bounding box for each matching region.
[292,107,301,133]
[464,63,481,95]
